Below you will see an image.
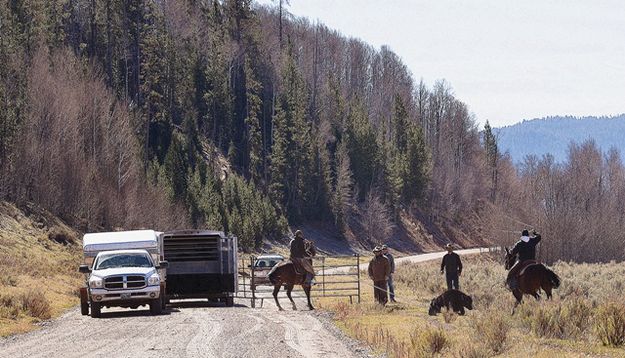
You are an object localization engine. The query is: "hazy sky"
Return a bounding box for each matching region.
[257,0,625,127]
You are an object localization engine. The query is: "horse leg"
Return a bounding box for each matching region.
[533,292,541,300]
[512,289,523,315]
[272,284,284,311]
[286,284,297,310]
[303,284,314,310]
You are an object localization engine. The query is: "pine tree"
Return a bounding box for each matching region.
[332,139,354,228]
[345,97,379,200]
[403,124,430,205]
[243,55,263,185]
[140,2,172,162]
[162,134,189,201]
[269,104,288,209]
[391,94,409,151]
[483,120,498,202]
[268,41,313,220]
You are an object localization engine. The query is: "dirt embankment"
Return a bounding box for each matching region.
[0,201,82,336]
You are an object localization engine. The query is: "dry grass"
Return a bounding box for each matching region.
[0,202,82,336]
[320,252,625,357]
[594,302,625,347]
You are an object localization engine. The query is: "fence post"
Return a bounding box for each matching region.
[250,256,255,308]
[322,256,326,297]
[241,258,246,298]
[356,254,361,304]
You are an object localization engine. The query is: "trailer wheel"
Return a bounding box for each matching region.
[160,283,168,308]
[90,302,101,318]
[149,298,162,315]
[225,297,234,307]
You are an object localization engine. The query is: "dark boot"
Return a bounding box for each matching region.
[507,277,519,291]
[305,273,315,286]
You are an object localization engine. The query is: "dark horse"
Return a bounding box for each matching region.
[504,247,561,314]
[267,240,317,311]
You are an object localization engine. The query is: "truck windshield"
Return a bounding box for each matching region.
[94,253,153,270]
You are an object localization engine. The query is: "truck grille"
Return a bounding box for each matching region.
[104,275,146,290]
[163,235,220,262]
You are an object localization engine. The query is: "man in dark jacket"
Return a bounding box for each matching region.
[440,243,462,290]
[382,245,396,302]
[290,230,315,285]
[506,229,542,290]
[368,246,391,305]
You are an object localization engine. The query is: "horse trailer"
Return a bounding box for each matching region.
[160,230,238,306]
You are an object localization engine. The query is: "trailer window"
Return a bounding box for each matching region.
[94,253,153,270]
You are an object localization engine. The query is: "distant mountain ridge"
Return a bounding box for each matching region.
[494,114,625,164]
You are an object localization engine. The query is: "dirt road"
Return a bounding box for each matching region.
[0,297,368,358]
[0,248,489,358]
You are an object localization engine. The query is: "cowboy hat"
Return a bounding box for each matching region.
[373,246,382,252]
[294,230,304,238]
[444,243,453,249]
[381,244,388,250]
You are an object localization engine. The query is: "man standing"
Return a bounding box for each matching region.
[440,243,462,290]
[368,246,391,305]
[382,245,396,302]
[290,230,315,285]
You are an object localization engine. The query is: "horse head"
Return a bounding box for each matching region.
[504,247,515,270]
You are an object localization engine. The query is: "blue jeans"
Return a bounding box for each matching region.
[446,273,460,290]
[387,274,395,300]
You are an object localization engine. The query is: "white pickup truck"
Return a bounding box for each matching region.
[79,230,168,318]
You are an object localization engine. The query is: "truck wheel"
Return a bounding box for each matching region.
[80,300,89,316]
[80,287,89,316]
[90,302,101,318]
[149,298,162,315]
[225,297,234,307]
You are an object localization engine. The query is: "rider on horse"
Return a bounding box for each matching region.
[290,230,315,285]
[506,229,542,290]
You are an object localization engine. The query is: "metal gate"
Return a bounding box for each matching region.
[237,255,361,308]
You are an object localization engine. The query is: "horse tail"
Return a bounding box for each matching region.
[545,267,561,288]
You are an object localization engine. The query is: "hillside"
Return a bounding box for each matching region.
[0,202,82,336]
[494,114,625,163]
[0,0,494,253]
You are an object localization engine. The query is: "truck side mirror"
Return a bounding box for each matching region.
[158,261,169,269]
[79,265,91,274]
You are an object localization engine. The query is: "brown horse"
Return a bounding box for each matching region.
[267,240,316,311]
[504,247,561,314]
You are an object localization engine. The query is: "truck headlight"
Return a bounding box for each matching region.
[148,274,160,286]
[89,276,103,289]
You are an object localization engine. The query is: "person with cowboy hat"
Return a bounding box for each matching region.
[290,230,316,285]
[368,246,391,305]
[381,244,396,302]
[506,229,542,290]
[440,243,462,290]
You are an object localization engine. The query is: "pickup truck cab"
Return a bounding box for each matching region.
[80,249,166,318]
[250,254,284,289]
[79,230,167,318]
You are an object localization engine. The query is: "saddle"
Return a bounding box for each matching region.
[517,259,539,276]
